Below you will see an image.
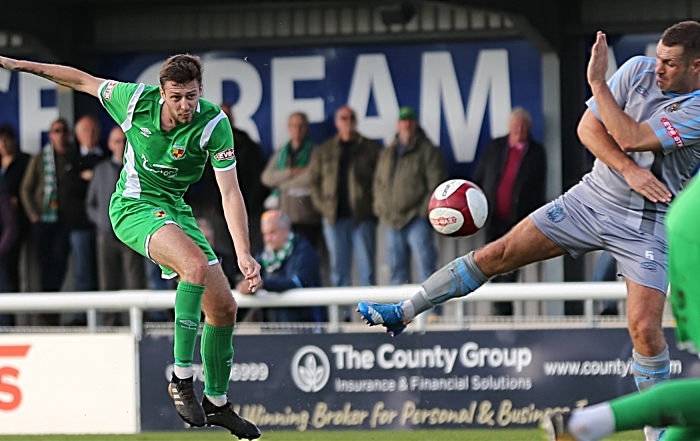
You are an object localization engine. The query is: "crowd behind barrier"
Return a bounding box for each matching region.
[0,101,600,327]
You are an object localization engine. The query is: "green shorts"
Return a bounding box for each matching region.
[667,176,700,354]
[109,194,218,279]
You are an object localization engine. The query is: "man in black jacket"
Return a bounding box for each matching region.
[472,107,547,315]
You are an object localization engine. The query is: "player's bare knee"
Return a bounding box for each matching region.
[629,319,662,347]
[205,291,237,322]
[179,259,210,285]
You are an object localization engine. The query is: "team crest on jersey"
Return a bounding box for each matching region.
[171,144,186,160]
[546,204,566,223]
[666,103,681,113]
[635,86,649,97]
[152,208,168,219]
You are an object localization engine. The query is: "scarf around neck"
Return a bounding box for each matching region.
[261,232,295,273]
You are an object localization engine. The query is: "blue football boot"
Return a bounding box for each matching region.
[357,301,407,337]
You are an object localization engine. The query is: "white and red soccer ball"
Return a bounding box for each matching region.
[428,179,488,237]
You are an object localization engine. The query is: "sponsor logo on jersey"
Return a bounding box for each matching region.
[660,117,684,147]
[104,81,118,100]
[546,204,566,223]
[151,208,168,219]
[641,261,658,272]
[635,86,649,97]
[140,127,152,138]
[171,144,186,160]
[214,147,235,162]
[141,154,178,178]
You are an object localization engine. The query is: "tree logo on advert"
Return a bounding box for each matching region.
[291,345,330,393]
[0,345,30,412]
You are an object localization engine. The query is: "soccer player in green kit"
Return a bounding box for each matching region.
[0,54,261,439]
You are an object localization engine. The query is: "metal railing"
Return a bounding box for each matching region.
[0,282,631,337]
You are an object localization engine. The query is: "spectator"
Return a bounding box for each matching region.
[70,115,104,294]
[20,119,73,324]
[86,126,146,325]
[0,124,30,294]
[309,105,381,290]
[0,187,18,325]
[373,106,447,285]
[261,111,324,261]
[74,115,105,172]
[20,118,73,293]
[472,107,547,315]
[237,210,323,323]
[220,103,268,256]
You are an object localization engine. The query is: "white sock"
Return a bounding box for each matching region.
[174,365,194,379]
[400,300,416,322]
[568,403,616,441]
[205,394,227,407]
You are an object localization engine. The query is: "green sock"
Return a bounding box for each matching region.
[173,281,205,368]
[201,323,234,398]
[611,378,700,431]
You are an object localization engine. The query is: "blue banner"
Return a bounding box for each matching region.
[95,41,542,179]
[139,328,699,432]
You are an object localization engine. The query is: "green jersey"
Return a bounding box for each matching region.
[98,80,236,205]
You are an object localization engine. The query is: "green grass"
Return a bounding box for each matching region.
[0,429,644,440]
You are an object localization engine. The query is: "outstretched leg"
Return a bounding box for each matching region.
[358,217,567,335]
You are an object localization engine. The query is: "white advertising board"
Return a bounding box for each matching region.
[0,334,138,434]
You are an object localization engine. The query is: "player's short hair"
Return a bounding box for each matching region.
[159,54,203,87]
[261,210,292,230]
[662,21,700,61]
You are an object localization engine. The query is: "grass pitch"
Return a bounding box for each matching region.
[0,429,644,440]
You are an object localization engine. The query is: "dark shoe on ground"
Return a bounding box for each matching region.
[168,373,206,427]
[203,396,261,439]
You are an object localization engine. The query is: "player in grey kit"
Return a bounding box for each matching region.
[359,22,700,439]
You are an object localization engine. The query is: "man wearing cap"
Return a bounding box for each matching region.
[373,106,448,286]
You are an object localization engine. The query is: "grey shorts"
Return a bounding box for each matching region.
[529,193,668,294]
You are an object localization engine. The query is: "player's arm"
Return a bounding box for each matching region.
[0,56,105,97]
[214,167,262,291]
[587,32,662,152]
[578,109,671,202]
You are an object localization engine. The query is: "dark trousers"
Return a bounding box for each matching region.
[34,222,70,292]
[97,232,145,290]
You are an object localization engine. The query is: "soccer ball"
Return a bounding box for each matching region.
[428,179,488,237]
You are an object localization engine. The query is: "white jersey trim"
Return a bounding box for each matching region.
[213,162,237,172]
[97,80,110,107]
[200,111,228,151]
[122,141,142,199]
[121,83,146,133]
